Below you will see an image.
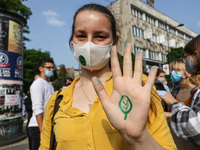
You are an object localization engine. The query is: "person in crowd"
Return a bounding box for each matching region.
[39,4,177,150]
[155,69,170,97]
[161,35,200,146]
[170,58,197,107]
[154,69,171,118]
[65,77,73,86]
[28,58,55,150]
[24,74,40,150]
[62,77,74,90]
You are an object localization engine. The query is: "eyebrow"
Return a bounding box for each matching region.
[74,29,110,34]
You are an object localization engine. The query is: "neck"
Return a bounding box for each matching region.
[179,79,195,89]
[81,64,111,83]
[40,74,49,82]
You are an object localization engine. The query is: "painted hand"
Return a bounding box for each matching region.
[92,43,157,144]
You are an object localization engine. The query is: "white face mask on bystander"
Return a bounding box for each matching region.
[72,41,113,71]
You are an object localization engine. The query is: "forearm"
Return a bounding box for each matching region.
[36,113,43,133]
[171,102,200,146]
[125,128,165,150]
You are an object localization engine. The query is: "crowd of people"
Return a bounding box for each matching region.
[23,3,200,150]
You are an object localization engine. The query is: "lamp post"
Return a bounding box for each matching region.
[167,23,184,63]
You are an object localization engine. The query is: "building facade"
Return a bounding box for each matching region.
[107,0,198,72]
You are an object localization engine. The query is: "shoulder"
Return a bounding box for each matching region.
[44,91,60,116]
[30,78,43,88]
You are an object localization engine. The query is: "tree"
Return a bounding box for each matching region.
[52,64,67,91]
[167,47,184,64]
[23,48,55,93]
[0,0,32,44]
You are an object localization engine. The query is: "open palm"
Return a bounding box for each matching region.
[92,44,157,143]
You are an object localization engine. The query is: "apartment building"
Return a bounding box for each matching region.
[107,0,198,72]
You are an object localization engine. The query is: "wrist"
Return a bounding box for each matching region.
[119,127,149,147]
[127,128,164,150]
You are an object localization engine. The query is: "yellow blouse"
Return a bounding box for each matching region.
[39,75,177,150]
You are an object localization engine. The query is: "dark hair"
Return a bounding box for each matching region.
[65,77,73,82]
[69,3,117,45]
[156,69,165,77]
[38,58,54,67]
[184,35,200,74]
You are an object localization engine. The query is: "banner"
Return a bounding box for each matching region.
[0,51,23,80]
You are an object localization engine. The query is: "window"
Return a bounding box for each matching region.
[186,35,191,41]
[148,50,159,60]
[158,21,167,30]
[150,34,157,43]
[161,54,167,62]
[132,26,144,38]
[169,27,176,35]
[146,15,156,26]
[131,7,143,19]
[178,31,184,39]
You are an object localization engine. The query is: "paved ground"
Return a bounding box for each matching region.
[0,137,29,150]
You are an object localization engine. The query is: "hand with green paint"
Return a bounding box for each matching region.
[92,43,163,149]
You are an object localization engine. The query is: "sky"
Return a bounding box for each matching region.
[23,0,200,69]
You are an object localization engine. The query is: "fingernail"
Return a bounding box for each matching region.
[96,78,101,84]
[136,50,141,55]
[125,43,128,49]
[151,66,158,70]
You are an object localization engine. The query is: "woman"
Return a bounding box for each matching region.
[39,4,177,150]
[170,58,197,107]
[161,35,200,147]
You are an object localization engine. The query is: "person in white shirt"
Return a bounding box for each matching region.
[28,58,55,150]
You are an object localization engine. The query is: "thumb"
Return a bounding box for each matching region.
[92,77,109,106]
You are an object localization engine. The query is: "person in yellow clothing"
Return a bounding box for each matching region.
[39,3,177,150]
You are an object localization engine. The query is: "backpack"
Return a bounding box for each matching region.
[24,93,33,113]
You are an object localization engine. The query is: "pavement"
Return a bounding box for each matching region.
[0,120,29,150]
[0,138,29,150]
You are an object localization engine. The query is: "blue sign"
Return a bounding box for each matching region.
[0,51,23,81]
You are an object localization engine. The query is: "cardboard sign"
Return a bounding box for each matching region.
[163,64,169,75]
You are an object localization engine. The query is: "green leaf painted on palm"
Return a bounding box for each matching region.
[119,95,132,120]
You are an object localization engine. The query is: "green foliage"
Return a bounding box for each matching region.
[0,0,32,43]
[117,52,135,72]
[23,48,54,93]
[0,0,32,20]
[52,64,67,91]
[167,47,184,64]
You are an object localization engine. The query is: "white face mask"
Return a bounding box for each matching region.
[72,41,113,71]
[158,77,166,83]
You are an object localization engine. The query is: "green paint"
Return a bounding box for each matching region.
[79,55,86,66]
[136,50,141,55]
[96,78,101,84]
[118,95,132,120]
[125,43,129,49]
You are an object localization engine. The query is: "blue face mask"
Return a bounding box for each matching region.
[171,71,184,83]
[44,70,54,78]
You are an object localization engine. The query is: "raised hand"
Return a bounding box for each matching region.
[92,43,158,145]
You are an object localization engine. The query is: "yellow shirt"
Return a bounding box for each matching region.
[39,75,177,150]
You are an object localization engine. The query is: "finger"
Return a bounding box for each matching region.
[133,50,143,84]
[144,66,158,92]
[123,43,132,78]
[92,77,110,106]
[111,45,122,79]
